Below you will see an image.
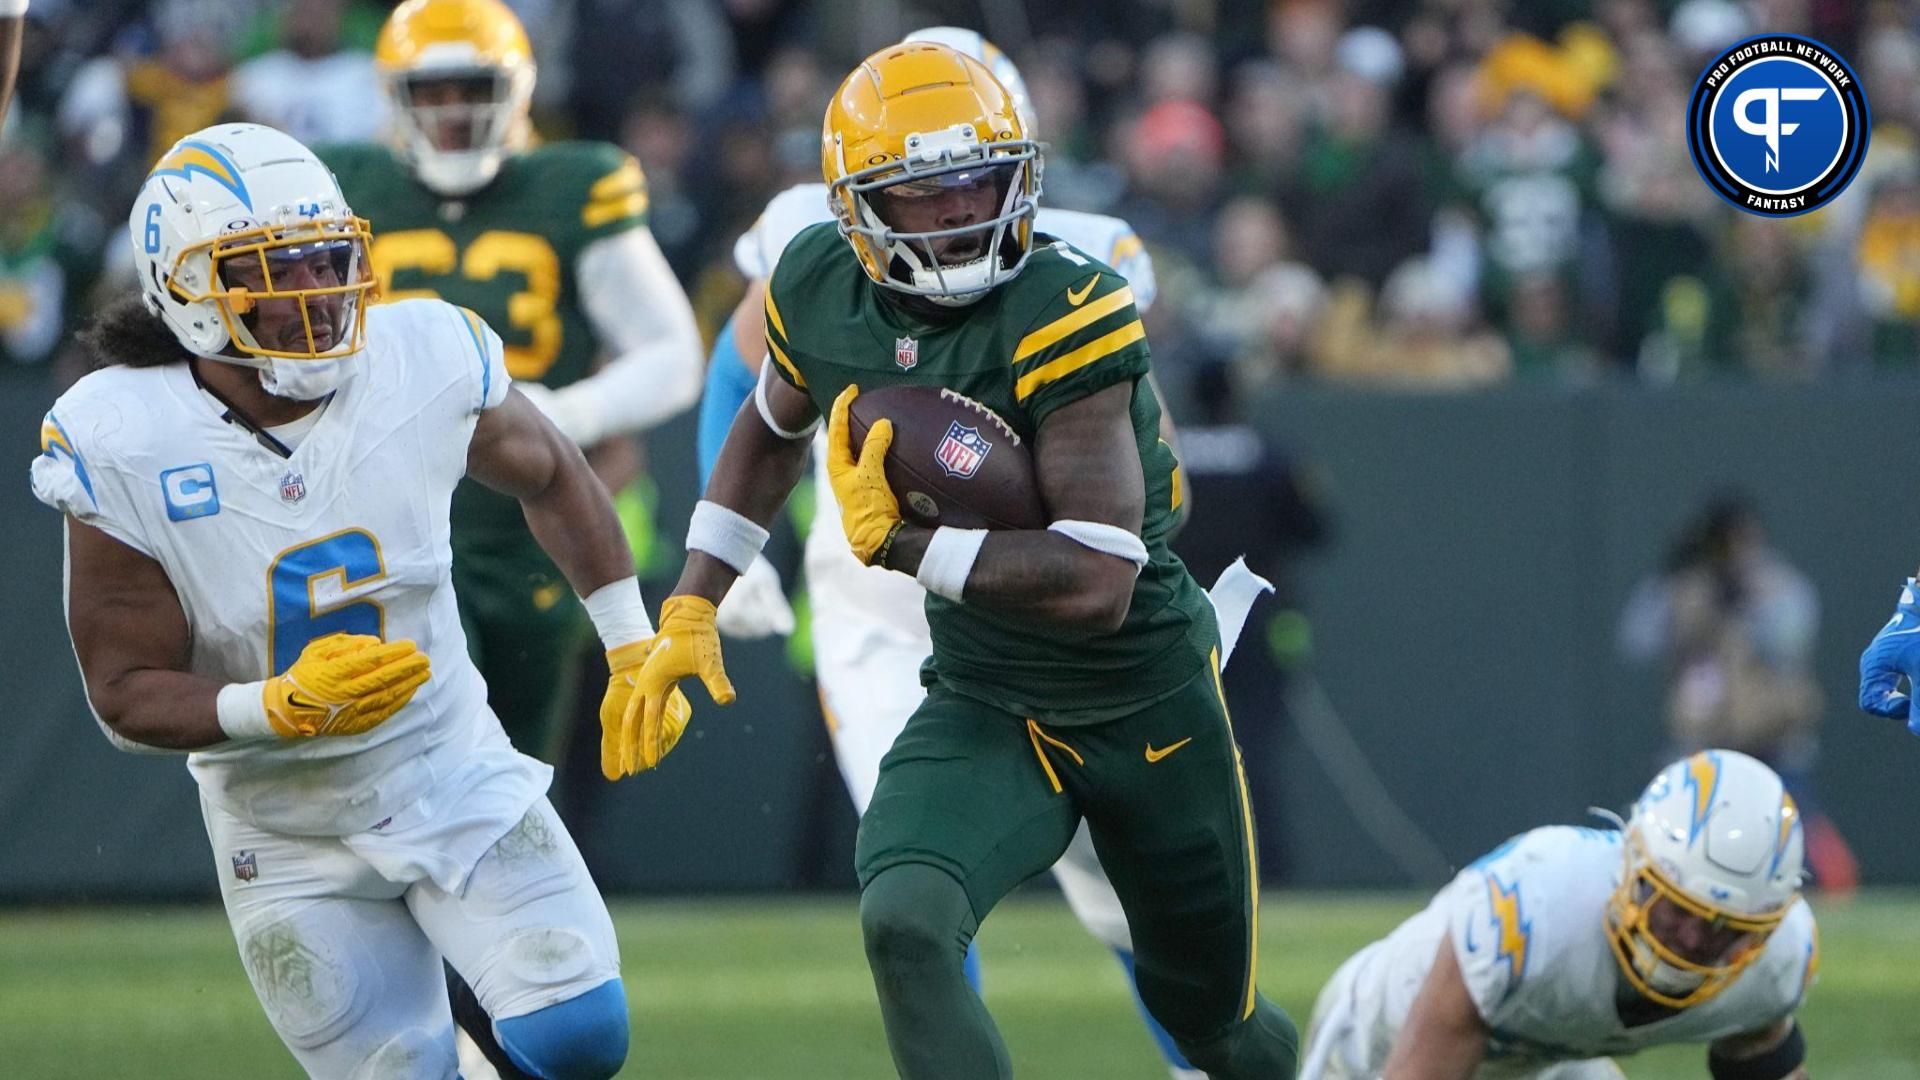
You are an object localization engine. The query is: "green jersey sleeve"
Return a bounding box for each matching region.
[547,141,650,247]
[762,225,834,394]
[1008,259,1150,423]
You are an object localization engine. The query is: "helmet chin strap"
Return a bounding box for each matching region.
[188,358,302,459]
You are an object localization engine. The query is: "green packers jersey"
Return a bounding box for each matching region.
[318,140,648,543]
[766,223,1217,724]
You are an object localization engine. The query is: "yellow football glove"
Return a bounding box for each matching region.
[599,637,693,780]
[826,385,903,565]
[262,634,431,738]
[602,596,732,778]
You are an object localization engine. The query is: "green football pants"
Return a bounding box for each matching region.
[453,545,589,765]
[855,652,1299,1078]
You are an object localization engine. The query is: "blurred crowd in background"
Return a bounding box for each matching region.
[8,0,1920,409]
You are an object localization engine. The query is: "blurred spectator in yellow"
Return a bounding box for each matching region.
[57,0,236,180]
[1316,255,1509,386]
[1618,495,1857,892]
[228,0,385,145]
[1852,162,1920,368]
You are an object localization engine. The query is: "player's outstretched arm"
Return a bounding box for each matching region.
[596,365,816,776]
[877,381,1145,633]
[1382,936,1490,1080]
[677,365,818,605]
[1708,1019,1808,1080]
[468,387,635,596]
[64,520,428,749]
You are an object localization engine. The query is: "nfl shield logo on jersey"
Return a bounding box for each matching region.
[231,850,258,882]
[895,336,919,370]
[935,421,992,479]
[278,470,306,504]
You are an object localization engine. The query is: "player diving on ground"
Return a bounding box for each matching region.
[1301,750,1816,1080]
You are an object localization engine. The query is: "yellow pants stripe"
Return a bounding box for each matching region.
[1210,647,1260,1020]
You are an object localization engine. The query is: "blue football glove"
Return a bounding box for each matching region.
[1858,578,1920,734]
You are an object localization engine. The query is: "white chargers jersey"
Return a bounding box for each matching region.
[734,182,1160,639]
[1305,826,1817,1079]
[33,299,520,838]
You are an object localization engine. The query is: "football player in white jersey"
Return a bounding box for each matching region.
[32,123,690,1080]
[1301,750,1817,1080]
[692,27,1203,1080]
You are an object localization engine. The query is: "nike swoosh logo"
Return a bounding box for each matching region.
[1144,737,1192,763]
[1066,275,1099,306]
[286,693,320,710]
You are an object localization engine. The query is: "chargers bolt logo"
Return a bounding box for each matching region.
[1687,34,1868,217]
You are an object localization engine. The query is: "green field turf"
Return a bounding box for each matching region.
[2,891,1916,1078]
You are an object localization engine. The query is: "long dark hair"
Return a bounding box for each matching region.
[76,293,192,370]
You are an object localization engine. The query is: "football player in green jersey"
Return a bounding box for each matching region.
[614,42,1299,1080]
[319,0,702,765]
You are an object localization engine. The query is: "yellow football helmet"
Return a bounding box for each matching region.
[375,0,535,196]
[1604,750,1804,1009]
[822,42,1040,306]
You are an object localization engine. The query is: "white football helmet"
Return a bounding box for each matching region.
[1606,750,1804,1008]
[131,123,375,398]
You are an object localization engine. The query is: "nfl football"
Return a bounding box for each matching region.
[845,385,1048,530]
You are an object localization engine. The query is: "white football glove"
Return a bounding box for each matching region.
[716,554,796,639]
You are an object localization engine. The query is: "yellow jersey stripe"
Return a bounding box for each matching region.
[582,191,648,229]
[1014,319,1145,401]
[589,158,645,201]
[1014,285,1136,363]
[764,287,789,344]
[766,334,806,389]
[1171,465,1184,512]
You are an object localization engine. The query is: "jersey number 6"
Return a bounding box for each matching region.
[268,528,389,674]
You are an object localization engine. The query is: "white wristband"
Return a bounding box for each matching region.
[1048,519,1149,573]
[217,681,277,739]
[755,363,821,440]
[916,527,987,602]
[686,500,771,575]
[582,575,655,651]
[0,0,27,18]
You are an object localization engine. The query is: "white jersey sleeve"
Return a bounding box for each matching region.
[1441,830,1566,1031]
[446,302,512,413]
[1032,207,1158,313]
[31,383,157,557]
[733,183,834,280]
